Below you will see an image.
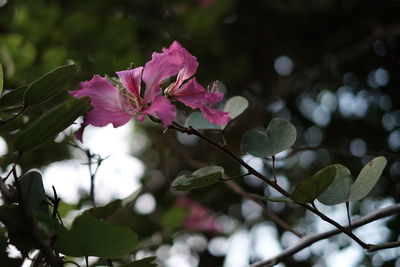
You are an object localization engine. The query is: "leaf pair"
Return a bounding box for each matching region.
[241,118,297,157]
[318,156,387,205]
[284,157,387,204]
[185,96,249,130]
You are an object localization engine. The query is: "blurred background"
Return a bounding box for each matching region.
[1,0,400,266]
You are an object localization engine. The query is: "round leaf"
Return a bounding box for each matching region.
[317,165,353,205]
[14,97,92,151]
[185,111,221,130]
[291,165,337,203]
[221,96,248,129]
[241,129,269,157]
[24,64,77,105]
[241,118,297,157]
[171,166,224,191]
[348,156,387,201]
[264,118,297,156]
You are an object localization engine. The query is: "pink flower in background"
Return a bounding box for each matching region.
[147,41,231,125]
[70,67,175,142]
[176,197,221,233]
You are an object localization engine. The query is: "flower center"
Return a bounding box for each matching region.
[117,85,142,115]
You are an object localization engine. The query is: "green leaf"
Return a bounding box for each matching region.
[317,165,353,205]
[185,96,249,130]
[250,194,293,203]
[119,257,158,267]
[222,96,248,129]
[241,130,269,157]
[161,207,189,230]
[241,118,297,157]
[19,171,49,214]
[0,205,36,255]
[171,166,224,191]
[14,97,92,151]
[0,86,27,108]
[55,214,138,258]
[291,165,337,203]
[83,199,123,220]
[264,118,297,155]
[0,62,3,96]
[185,111,220,130]
[348,156,387,201]
[24,64,77,105]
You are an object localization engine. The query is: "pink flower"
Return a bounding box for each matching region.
[176,197,221,233]
[147,41,231,125]
[70,41,230,141]
[70,67,176,142]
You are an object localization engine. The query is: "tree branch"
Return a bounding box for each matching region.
[224,180,305,238]
[250,203,400,267]
[168,123,369,249]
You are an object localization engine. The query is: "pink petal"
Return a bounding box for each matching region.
[69,75,131,141]
[205,91,224,104]
[169,41,198,86]
[142,96,176,127]
[143,41,198,102]
[200,106,231,125]
[172,78,206,108]
[116,67,143,100]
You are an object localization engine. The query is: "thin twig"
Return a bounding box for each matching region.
[221,172,251,181]
[346,202,352,231]
[368,241,400,252]
[224,180,305,238]
[271,155,276,183]
[250,203,400,267]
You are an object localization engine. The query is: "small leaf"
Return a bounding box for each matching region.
[55,214,138,258]
[221,96,248,129]
[19,171,49,214]
[14,97,92,151]
[185,112,220,130]
[250,194,293,203]
[348,156,387,201]
[0,62,3,96]
[171,166,224,191]
[24,64,77,105]
[291,165,337,203]
[241,118,297,157]
[119,256,158,267]
[317,165,353,205]
[0,86,27,108]
[241,130,269,157]
[264,118,297,155]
